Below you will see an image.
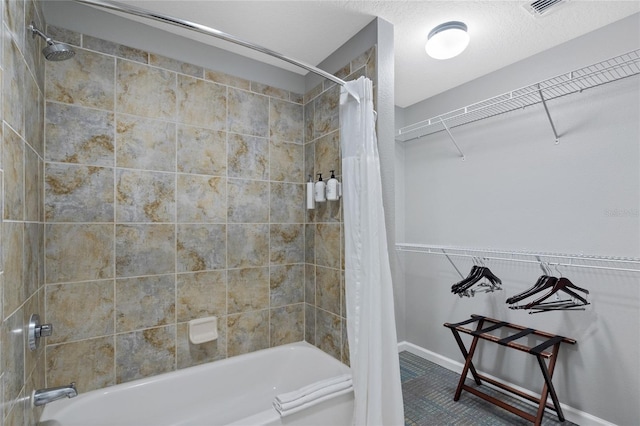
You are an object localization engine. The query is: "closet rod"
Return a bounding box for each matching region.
[74,0,349,88]
[396,243,640,274]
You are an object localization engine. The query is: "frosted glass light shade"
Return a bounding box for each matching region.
[425,21,469,60]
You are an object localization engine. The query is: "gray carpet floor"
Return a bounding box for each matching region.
[400,351,577,426]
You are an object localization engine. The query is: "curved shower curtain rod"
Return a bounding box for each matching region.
[74,0,350,89]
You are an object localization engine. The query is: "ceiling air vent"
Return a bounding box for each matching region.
[523,0,569,17]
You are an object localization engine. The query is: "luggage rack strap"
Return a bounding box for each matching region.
[471,321,509,336]
[498,328,536,345]
[444,316,484,329]
[530,335,566,355]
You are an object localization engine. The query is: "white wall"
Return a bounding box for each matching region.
[398,14,640,425]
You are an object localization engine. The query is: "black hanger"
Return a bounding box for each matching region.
[451,262,502,297]
[527,297,590,314]
[555,276,589,296]
[523,277,589,309]
[451,265,481,293]
[505,275,557,305]
[506,262,557,305]
[508,273,589,313]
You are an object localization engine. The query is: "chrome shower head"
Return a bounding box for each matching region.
[42,42,76,61]
[28,22,76,61]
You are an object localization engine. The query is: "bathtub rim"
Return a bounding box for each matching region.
[39,340,352,425]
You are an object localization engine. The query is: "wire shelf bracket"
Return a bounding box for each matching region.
[396,243,640,274]
[396,49,640,153]
[441,118,466,160]
[537,84,559,144]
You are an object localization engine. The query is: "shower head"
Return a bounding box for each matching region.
[28,22,75,61]
[42,42,76,62]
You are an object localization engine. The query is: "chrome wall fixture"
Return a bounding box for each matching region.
[28,314,53,351]
[33,383,78,406]
[28,22,76,61]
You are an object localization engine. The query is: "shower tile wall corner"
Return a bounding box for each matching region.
[303,45,377,365]
[1,0,48,424]
[39,23,377,398]
[41,26,310,394]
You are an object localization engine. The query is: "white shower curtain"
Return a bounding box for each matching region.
[339,76,404,426]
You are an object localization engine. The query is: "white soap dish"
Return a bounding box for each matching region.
[188,316,218,344]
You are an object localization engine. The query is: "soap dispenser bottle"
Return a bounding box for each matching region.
[315,173,326,202]
[326,170,339,201]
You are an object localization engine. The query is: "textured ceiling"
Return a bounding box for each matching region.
[99,1,640,107]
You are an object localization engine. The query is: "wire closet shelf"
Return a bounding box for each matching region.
[395,243,640,274]
[396,49,640,142]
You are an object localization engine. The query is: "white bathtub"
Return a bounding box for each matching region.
[38,342,354,426]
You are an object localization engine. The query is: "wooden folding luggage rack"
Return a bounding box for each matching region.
[443,314,576,425]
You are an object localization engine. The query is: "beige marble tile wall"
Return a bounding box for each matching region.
[303,47,376,365]
[1,0,48,424]
[42,27,308,393]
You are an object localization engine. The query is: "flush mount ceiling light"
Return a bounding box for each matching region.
[425,21,470,60]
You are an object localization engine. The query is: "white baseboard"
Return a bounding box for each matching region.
[397,341,615,426]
